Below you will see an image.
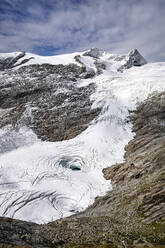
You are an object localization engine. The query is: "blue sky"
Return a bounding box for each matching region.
[0,0,165,61]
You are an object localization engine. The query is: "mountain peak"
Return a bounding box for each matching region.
[128,48,147,66]
[117,48,147,71]
[82,47,103,59]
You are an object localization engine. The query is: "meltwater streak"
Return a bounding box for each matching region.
[0,62,165,223]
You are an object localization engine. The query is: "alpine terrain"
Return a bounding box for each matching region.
[0,48,165,247]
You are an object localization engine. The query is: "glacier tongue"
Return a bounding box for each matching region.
[0,49,165,223]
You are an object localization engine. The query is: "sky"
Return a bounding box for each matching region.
[0,0,165,61]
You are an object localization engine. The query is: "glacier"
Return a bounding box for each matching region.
[0,48,165,223]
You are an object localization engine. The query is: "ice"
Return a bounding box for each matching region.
[0,51,165,223]
[0,106,39,154]
[0,52,22,60]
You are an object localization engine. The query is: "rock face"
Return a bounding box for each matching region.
[0,92,164,247]
[0,62,100,145]
[119,49,147,71]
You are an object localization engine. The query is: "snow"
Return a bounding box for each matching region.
[15,51,84,67]
[76,55,97,72]
[0,106,39,154]
[0,50,165,223]
[0,49,143,73]
[0,52,22,60]
[0,50,128,72]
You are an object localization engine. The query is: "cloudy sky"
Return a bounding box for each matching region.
[0,0,165,61]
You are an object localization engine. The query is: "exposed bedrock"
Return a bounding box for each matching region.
[118,49,147,71]
[0,63,100,145]
[0,92,164,247]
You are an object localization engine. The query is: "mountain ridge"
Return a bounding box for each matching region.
[0,48,146,71]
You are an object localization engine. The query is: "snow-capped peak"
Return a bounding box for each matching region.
[0,48,147,73]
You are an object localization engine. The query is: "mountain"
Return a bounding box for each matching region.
[0,48,165,247]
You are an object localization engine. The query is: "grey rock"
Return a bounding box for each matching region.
[0,63,100,146]
[119,49,147,71]
[83,48,103,59]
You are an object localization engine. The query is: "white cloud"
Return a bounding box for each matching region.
[0,0,165,61]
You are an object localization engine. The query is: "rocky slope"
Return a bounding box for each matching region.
[0,60,99,146]
[0,91,165,248]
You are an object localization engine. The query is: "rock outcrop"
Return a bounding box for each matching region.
[0,91,164,247]
[118,49,147,71]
